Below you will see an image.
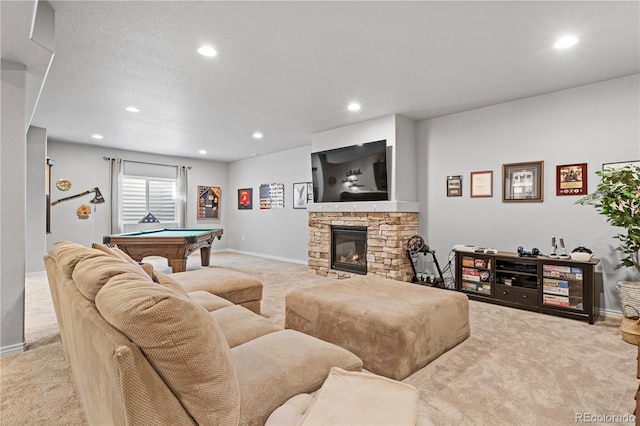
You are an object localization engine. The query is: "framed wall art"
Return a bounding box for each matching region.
[293,182,312,209]
[602,160,640,171]
[197,185,220,219]
[238,188,253,210]
[556,163,587,196]
[470,171,493,198]
[502,161,544,202]
[259,183,285,209]
[446,175,462,197]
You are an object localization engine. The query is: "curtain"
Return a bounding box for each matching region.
[178,165,188,228]
[109,158,123,234]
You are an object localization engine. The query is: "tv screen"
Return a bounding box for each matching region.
[311,140,389,203]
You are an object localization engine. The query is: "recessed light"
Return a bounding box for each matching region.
[554,36,579,49]
[347,102,361,112]
[198,150,207,155]
[126,106,140,113]
[197,45,218,57]
[252,132,263,139]
[91,134,104,140]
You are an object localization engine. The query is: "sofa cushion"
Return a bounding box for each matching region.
[95,273,241,426]
[209,305,281,347]
[72,254,150,301]
[49,241,104,278]
[189,291,234,311]
[231,329,363,426]
[153,271,189,297]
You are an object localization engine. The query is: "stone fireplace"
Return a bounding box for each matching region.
[308,210,418,281]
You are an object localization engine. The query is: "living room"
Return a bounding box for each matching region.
[2,1,640,424]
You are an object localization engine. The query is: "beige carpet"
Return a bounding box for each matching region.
[2,251,637,425]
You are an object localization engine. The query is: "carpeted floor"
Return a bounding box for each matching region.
[1,251,637,425]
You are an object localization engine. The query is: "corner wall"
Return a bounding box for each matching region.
[418,74,640,313]
[44,141,230,264]
[227,146,312,262]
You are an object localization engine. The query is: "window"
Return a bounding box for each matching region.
[121,176,177,224]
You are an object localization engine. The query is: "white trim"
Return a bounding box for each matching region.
[1,341,26,357]
[307,200,420,213]
[224,249,307,265]
[25,271,46,278]
[597,307,623,319]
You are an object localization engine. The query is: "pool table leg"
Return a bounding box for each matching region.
[200,247,211,267]
[170,258,187,273]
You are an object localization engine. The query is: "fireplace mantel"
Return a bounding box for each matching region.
[307,200,420,213]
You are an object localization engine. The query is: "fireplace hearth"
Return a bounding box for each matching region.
[331,226,367,275]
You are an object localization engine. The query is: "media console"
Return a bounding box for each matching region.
[454,250,600,324]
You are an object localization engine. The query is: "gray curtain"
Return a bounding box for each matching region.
[109,158,122,234]
[178,166,188,228]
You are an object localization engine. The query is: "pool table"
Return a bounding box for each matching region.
[103,228,223,273]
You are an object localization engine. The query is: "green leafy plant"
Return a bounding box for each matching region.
[577,164,640,273]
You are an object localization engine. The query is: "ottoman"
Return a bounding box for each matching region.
[285,275,470,380]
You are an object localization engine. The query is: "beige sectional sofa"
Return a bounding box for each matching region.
[44,241,363,426]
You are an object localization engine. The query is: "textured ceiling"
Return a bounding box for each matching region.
[9,1,640,162]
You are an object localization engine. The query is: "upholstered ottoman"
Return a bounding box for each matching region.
[285,275,470,380]
[170,267,263,314]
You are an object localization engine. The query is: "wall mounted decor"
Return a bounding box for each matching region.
[502,161,544,202]
[603,160,640,171]
[259,183,285,209]
[556,163,587,196]
[197,185,220,219]
[293,182,312,209]
[470,171,493,198]
[446,175,462,197]
[56,178,72,191]
[238,188,253,210]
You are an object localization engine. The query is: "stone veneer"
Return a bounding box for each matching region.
[308,211,418,281]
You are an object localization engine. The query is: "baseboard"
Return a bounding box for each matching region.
[1,341,26,357]
[25,271,46,278]
[597,307,624,319]
[224,249,308,266]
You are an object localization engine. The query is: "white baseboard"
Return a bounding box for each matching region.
[224,249,308,266]
[25,271,46,278]
[1,341,26,357]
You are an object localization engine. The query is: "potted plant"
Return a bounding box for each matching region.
[577,164,640,343]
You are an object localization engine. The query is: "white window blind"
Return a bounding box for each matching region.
[121,176,177,223]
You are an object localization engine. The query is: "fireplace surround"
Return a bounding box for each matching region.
[308,211,418,281]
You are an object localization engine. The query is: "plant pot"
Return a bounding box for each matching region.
[620,317,640,346]
[617,281,640,319]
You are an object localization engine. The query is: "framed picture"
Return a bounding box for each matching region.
[502,161,544,202]
[603,160,640,171]
[446,175,462,197]
[259,183,285,209]
[197,185,220,219]
[293,182,312,209]
[556,163,587,196]
[238,188,253,210]
[470,171,493,198]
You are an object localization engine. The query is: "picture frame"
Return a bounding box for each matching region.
[238,188,253,210]
[446,175,462,197]
[602,160,640,171]
[502,161,544,202]
[470,171,493,198]
[293,182,312,209]
[556,163,587,196]
[197,185,220,219]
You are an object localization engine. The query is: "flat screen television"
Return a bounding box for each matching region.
[311,140,389,203]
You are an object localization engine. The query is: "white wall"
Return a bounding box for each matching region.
[44,141,230,264]
[26,126,47,273]
[227,146,312,263]
[1,60,27,355]
[418,74,640,313]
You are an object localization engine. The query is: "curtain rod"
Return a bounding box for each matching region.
[103,156,191,169]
